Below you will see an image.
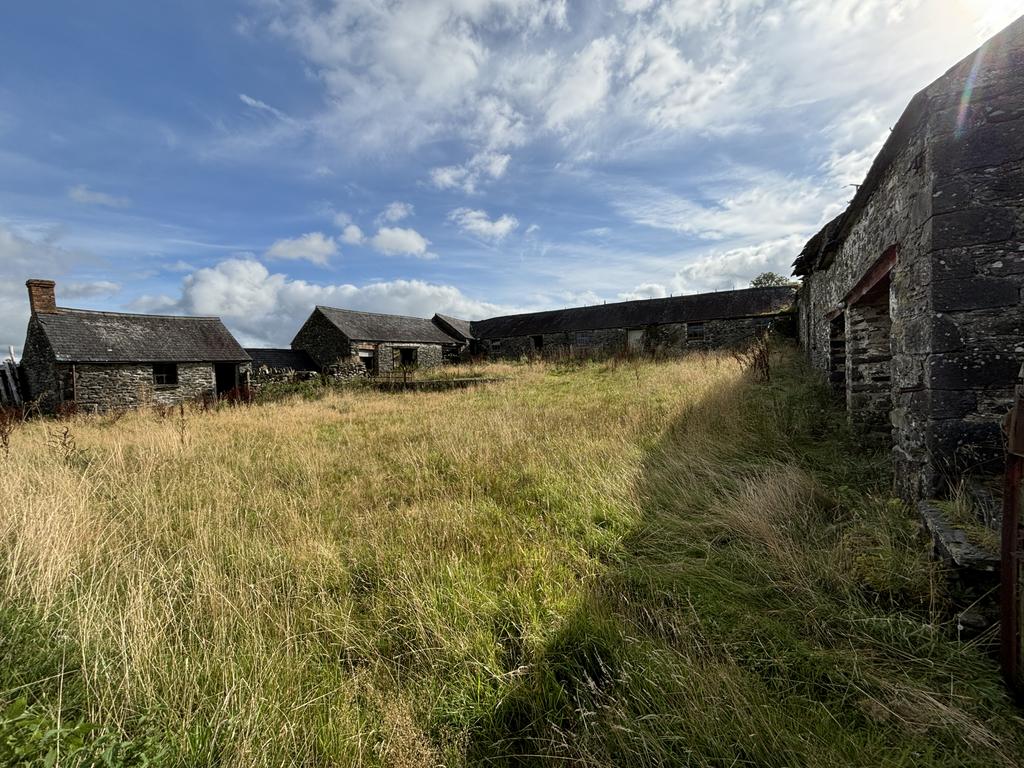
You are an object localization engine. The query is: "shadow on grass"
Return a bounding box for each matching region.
[464,345,1023,767]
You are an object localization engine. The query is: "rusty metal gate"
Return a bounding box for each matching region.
[1002,363,1024,697]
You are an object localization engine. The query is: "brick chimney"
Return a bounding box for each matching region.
[26,279,57,314]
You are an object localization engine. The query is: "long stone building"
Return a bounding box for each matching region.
[795,15,1024,499]
[19,280,250,411]
[467,287,794,358]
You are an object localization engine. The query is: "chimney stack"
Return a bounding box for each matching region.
[26,279,57,314]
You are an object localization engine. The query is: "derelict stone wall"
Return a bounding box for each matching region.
[483,316,778,360]
[375,343,444,374]
[61,363,216,411]
[798,17,1024,498]
[19,316,59,407]
[292,310,353,369]
[845,293,892,437]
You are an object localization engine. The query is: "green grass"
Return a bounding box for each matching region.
[0,345,1020,766]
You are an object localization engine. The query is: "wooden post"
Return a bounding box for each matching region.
[1002,453,1022,694]
[1002,363,1024,698]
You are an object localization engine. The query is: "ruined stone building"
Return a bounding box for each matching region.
[291,306,465,374]
[19,280,250,411]
[795,16,1024,500]
[463,286,795,358]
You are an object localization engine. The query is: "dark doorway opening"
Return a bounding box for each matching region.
[828,314,846,397]
[531,335,543,352]
[846,274,892,440]
[215,363,239,397]
[399,348,418,367]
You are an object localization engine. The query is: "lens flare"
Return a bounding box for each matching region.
[955,42,989,137]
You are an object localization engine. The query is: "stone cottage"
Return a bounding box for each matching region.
[463,286,796,358]
[291,306,464,375]
[794,15,1024,499]
[19,279,250,411]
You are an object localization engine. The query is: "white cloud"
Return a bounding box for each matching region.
[377,201,414,224]
[68,184,130,208]
[370,227,432,258]
[430,151,511,193]
[265,232,338,265]
[143,258,510,346]
[545,37,619,130]
[615,168,844,242]
[618,281,669,300]
[63,280,121,299]
[239,93,292,123]
[448,208,519,242]
[0,223,97,355]
[237,0,1012,178]
[340,224,365,245]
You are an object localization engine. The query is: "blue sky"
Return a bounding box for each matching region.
[1,0,1019,350]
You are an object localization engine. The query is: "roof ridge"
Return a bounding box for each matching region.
[317,305,435,322]
[475,286,794,323]
[54,306,223,321]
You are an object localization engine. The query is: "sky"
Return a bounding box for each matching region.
[1,0,1020,353]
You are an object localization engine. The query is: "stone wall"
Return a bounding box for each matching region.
[483,316,778,359]
[798,18,1024,498]
[291,310,352,369]
[845,288,892,437]
[375,343,444,374]
[63,363,216,411]
[20,316,59,407]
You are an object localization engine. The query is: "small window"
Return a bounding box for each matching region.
[153,363,178,387]
[574,330,594,346]
[531,335,544,351]
[491,340,502,354]
[399,348,418,367]
[686,322,705,342]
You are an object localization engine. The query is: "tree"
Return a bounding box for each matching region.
[750,271,792,288]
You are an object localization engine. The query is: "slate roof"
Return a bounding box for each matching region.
[432,313,474,341]
[316,306,462,345]
[35,308,250,363]
[470,286,795,339]
[245,348,318,371]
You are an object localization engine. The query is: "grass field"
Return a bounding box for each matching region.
[0,346,1021,766]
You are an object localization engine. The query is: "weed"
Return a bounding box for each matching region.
[0,406,23,458]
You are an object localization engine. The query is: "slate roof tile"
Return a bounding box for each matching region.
[316,306,462,345]
[36,308,250,363]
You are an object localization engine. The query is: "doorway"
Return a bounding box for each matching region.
[215,363,239,397]
[828,314,846,396]
[846,274,892,438]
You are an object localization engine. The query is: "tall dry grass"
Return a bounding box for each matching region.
[0,348,1020,766]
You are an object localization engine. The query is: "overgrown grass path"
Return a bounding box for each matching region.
[0,349,1021,766]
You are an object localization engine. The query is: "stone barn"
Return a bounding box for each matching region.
[19,279,250,411]
[291,306,464,375]
[794,16,1024,499]
[463,286,795,359]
